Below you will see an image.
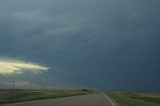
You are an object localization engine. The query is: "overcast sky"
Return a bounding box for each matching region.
[0,0,160,91]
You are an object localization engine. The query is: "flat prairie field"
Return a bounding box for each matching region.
[107,92,160,106]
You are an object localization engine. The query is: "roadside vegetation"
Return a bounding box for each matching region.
[0,89,95,105]
[107,92,160,106]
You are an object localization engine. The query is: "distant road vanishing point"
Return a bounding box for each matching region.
[4,93,118,106]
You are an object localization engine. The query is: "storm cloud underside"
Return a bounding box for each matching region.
[0,0,160,91]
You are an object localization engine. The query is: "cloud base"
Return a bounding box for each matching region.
[0,59,48,75]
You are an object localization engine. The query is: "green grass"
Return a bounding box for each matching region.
[107,92,160,106]
[0,89,94,104]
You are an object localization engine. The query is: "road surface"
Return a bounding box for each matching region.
[4,93,117,106]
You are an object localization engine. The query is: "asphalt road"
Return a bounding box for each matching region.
[4,93,117,106]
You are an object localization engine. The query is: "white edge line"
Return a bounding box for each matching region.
[103,92,116,106]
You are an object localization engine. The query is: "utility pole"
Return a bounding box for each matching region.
[41,84,43,91]
[41,83,45,91]
[29,80,31,90]
[12,80,15,95]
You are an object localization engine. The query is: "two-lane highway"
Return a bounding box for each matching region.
[4,93,117,106]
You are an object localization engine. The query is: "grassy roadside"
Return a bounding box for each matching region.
[107,92,160,106]
[0,90,95,105]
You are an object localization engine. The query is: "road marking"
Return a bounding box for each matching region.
[103,93,116,106]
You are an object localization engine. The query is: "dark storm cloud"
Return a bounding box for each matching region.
[0,0,160,91]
